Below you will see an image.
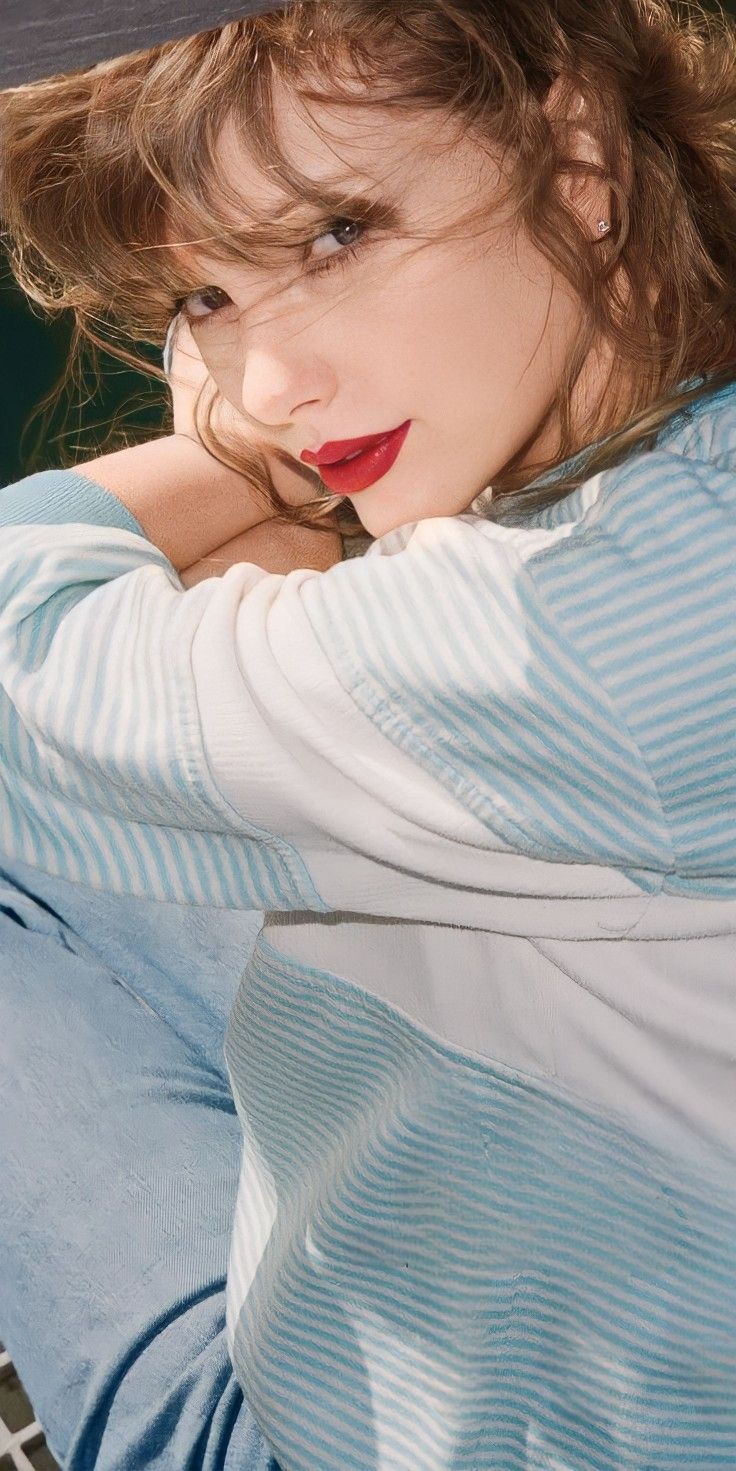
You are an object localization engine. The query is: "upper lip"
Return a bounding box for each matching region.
[300,426,401,467]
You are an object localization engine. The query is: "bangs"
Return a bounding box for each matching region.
[113,3,459,319]
[0,0,486,341]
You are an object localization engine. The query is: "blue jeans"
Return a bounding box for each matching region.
[0,854,281,1471]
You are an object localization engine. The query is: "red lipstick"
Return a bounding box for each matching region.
[300,421,411,495]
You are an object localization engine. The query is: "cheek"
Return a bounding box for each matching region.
[352,239,556,398]
[440,249,578,412]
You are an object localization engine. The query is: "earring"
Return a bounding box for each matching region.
[597,219,610,235]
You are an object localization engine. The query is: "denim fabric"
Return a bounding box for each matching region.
[0,854,281,1471]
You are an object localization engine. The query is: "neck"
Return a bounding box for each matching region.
[518,336,621,480]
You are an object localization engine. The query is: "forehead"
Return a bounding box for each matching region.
[215,75,469,219]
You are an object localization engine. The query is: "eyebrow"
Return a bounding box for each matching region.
[263,181,402,228]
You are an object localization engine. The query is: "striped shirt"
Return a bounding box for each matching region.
[1,378,735,1468]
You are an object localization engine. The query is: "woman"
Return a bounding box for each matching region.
[0,0,735,1466]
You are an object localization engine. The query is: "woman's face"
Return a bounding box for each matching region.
[176,80,608,537]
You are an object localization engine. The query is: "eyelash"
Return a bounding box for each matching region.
[175,218,369,320]
[306,218,368,277]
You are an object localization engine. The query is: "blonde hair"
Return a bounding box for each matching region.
[1,0,735,530]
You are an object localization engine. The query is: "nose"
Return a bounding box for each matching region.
[239,341,338,428]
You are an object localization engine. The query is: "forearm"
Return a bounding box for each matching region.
[77,433,271,571]
[180,514,344,586]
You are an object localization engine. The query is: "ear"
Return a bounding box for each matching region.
[541,76,613,241]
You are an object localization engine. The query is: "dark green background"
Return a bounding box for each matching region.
[0,254,168,487]
[2,0,733,487]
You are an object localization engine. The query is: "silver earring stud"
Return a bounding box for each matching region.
[597,219,610,234]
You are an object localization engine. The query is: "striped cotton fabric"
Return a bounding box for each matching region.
[303,380,736,896]
[0,378,735,1468]
[225,931,736,1471]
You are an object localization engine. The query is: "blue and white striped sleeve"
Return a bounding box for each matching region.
[0,468,499,911]
[2,449,730,912]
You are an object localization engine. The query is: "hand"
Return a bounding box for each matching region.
[166,315,344,582]
[165,314,324,516]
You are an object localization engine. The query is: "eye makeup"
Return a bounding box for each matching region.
[169,185,405,321]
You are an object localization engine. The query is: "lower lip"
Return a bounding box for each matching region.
[317,421,411,494]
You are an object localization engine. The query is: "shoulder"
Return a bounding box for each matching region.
[311,375,736,646]
[654,376,736,475]
[484,378,736,577]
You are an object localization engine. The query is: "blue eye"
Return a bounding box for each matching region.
[308,218,368,276]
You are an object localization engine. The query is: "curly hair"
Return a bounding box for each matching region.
[1,0,735,528]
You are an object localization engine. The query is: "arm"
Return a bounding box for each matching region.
[0,479,486,914]
[79,317,343,578]
[179,514,344,583]
[77,434,343,580]
[1,322,662,918]
[78,434,272,573]
[0,440,676,916]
